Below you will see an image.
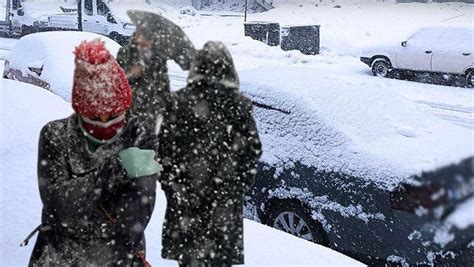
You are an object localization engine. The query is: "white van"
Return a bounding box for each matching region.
[3,0,158,45]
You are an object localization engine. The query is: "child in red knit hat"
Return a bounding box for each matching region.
[27,39,160,266]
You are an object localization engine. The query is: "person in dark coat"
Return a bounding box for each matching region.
[116,10,195,134]
[161,41,262,267]
[116,11,196,197]
[28,40,161,266]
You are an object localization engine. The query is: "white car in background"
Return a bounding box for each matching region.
[2,31,121,102]
[360,25,474,87]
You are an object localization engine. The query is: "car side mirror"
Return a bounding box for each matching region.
[401,41,407,47]
[28,65,43,76]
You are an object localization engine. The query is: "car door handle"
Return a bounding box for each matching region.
[463,52,471,56]
[96,21,100,23]
[425,51,432,54]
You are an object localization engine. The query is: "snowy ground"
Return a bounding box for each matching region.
[0,79,364,266]
[161,2,474,130]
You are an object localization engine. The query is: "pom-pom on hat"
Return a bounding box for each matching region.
[72,39,132,117]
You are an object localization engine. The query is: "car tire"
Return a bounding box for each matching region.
[466,70,473,88]
[266,200,329,246]
[371,59,391,78]
[21,26,34,37]
[109,32,129,46]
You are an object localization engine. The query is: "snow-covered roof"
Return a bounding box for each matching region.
[240,67,473,190]
[6,31,121,102]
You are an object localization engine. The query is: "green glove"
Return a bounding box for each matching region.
[118,147,162,178]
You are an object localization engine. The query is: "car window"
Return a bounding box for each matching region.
[97,0,110,16]
[410,27,473,51]
[407,28,441,47]
[435,28,472,51]
[84,0,93,16]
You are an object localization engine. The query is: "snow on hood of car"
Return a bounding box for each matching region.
[240,67,473,190]
[6,31,121,102]
[446,196,474,230]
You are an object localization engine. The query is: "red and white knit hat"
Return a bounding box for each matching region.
[72,39,132,117]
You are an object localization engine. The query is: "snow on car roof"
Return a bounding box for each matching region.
[407,25,473,52]
[6,31,121,102]
[240,67,473,190]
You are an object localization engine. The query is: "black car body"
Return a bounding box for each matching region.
[239,67,474,265]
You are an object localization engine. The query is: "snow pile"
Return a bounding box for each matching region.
[0,79,363,266]
[446,197,474,230]
[240,67,473,190]
[243,219,364,266]
[6,31,121,102]
[0,79,72,265]
[165,2,472,58]
[180,6,198,16]
[0,38,16,60]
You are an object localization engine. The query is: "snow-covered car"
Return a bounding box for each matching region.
[2,31,121,101]
[360,25,474,87]
[241,67,474,265]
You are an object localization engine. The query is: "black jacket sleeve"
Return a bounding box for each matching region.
[108,174,157,251]
[37,123,127,238]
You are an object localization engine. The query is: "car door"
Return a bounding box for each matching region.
[396,28,436,72]
[95,0,111,36]
[81,0,97,33]
[431,27,473,74]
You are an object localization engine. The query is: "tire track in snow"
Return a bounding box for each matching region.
[417,100,474,129]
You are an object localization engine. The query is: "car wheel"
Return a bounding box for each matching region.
[466,70,474,88]
[109,32,128,46]
[21,25,34,37]
[371,59,391,77]
[266,200,329,245]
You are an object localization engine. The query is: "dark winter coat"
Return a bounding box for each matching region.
[160,41,262,265]
[29,113,158,266]
[117,44,172,133]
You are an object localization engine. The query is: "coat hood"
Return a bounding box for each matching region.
[187,41,239,89]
